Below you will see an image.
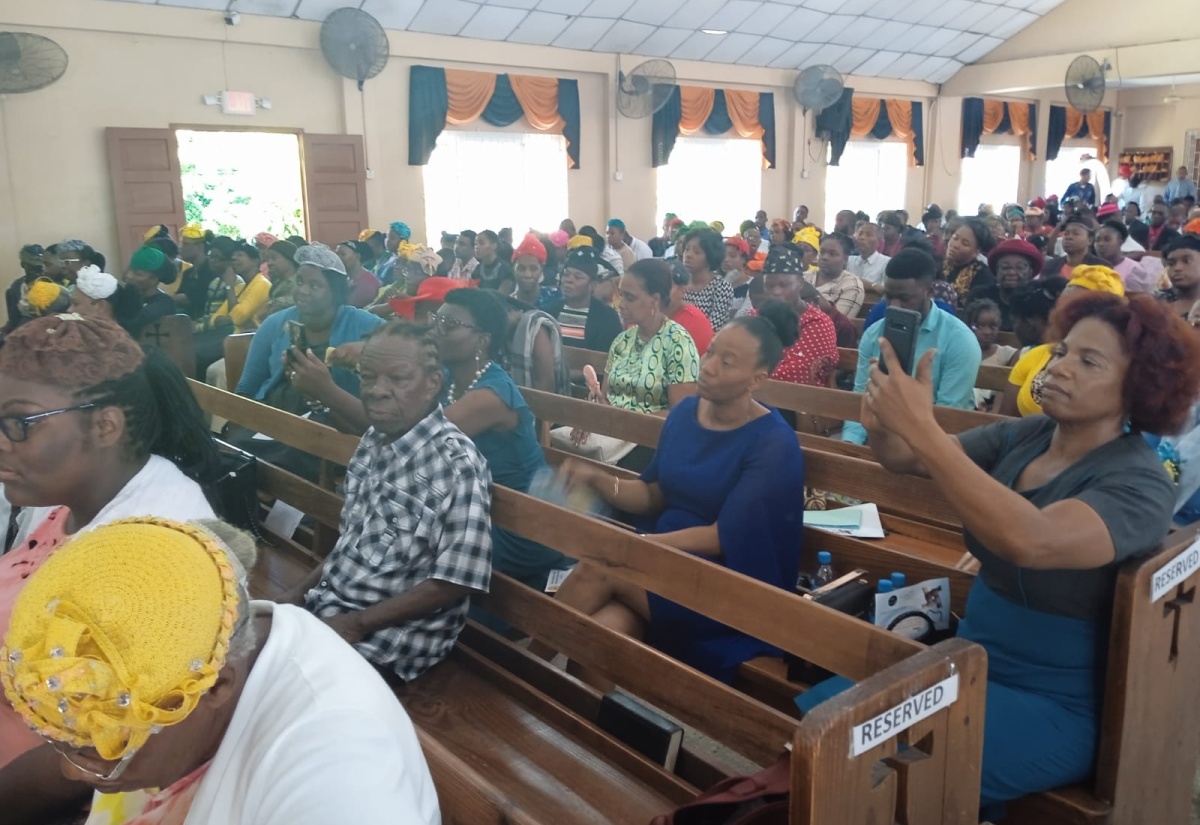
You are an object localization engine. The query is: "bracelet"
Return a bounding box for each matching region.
[612,476,620,500]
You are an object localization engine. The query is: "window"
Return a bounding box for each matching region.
[958,144,1021,215]
[656,137,763,234]
[823,141,908,230]
[422,131,569,244]
[1045,146,1111,203]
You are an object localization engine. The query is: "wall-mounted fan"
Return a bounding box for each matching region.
[616,59,677,119]
[0,32,68,94]
[1065,55,1107,113]
[320,7,389,90]
[793,64,843,114]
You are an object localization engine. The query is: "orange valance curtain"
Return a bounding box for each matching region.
[885,100,918,167]
[679,87,716,135]
[444,69,496,125]
[1064,108,1085,140]
[725,89,765,140]
[982,100,1005,133]
[1006,103,1035,159]
[1085,111,1109,163]
[509,75,565,131]
[850,98,881,137]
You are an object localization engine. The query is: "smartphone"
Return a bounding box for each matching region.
[879,306,921,376]
[285,320,308,361]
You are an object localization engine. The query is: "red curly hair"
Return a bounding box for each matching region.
[1047,291,1200,434]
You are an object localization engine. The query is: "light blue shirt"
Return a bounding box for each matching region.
[843,305,981,445]
[1166,177,1198,203]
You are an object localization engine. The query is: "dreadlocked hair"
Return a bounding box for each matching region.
[0,315,220,486]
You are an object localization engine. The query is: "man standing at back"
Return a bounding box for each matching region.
[1166,166,1198,205]
[843,249,980,445]
[1063,168,1098,209]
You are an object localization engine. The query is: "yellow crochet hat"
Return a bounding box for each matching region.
[179,224,205,241]
[26,279,65,314]
[1,518,242,761]
[793,226,822,251]
[567,234,593,250]
[1068,265,1125,297]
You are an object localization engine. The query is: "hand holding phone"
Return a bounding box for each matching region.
[878,306,920,377]
[285,320,308,362]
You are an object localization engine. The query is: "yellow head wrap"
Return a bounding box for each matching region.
[26,279,65,314]
[358,228,380,242]
[793,226,822,250]
[1068,265,1125,297]
[179,224,205,241]
[567,234,593,250]
[1,518,243,761]
[710,220,725,233]
[397,240,420,260]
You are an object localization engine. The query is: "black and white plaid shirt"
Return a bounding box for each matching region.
[305,406,493,682]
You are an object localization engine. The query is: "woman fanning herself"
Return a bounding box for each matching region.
[861,291,1200,813]
[433,289,574,592]
[0,315,219,822]
[549,312,805,688]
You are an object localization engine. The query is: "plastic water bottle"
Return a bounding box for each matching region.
[814,552,835,588]
[890,572,907,590]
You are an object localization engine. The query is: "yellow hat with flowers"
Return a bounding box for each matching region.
[1,518,243,761]
[793,226,822,251]
[179,225,205,241]
[567,234,593,250]
[1068,265,1125,297]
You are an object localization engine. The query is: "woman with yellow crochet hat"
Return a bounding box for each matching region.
[1,518,439,824]
[999,265,1126,417]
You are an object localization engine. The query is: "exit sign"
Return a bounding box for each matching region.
[221,91,257,116]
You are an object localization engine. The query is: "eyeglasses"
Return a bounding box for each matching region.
[431,314,480,334]
[0,403,98,443]
[43,737,138,782]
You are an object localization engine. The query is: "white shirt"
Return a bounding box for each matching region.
[600,245,625,275]
[848,253,890,285]
[14,454,215,546]
[166,603,439,825]
[629,236,654,261]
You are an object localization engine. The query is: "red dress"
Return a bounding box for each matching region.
[758,304,839,386]
[670,303,714,356]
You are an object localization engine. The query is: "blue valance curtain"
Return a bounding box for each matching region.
[652,86,777,169]
[961,98,1037,159]
[816,89,924,167]
[1047,105,1111,163]
[408,65,581,168]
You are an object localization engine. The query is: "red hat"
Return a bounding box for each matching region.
[388,277,471,319]
[1030,197,1047,208]
[725,236,750,257]
[1119,164,1132,178]
[1046,194,1059,202]
[511,232,547,265]
[987,238,1044,274]
[1097,203,1121,219]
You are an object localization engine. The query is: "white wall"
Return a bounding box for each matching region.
[0,0,944,270]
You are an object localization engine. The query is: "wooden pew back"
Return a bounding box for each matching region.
[224,332,255,392]
[189,379,988,825]
[140,313,195,378]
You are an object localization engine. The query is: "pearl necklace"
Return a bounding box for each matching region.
[448,360,493,401]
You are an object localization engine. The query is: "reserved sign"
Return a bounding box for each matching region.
[1151,538,1200,604]
[850,674,959,757]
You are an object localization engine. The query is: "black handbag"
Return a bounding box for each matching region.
[206,439,270,544]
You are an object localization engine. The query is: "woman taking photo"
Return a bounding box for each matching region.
[547,311,807,688]
[861,290,1200,814]
[0,315,219,821]
[680,228,735,332]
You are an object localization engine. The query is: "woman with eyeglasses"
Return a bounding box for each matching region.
[432,288,575,593]
[0,315,219,821]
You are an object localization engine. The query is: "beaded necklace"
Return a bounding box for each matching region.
[448,360,493,401]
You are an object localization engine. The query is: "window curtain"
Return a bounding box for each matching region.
[816,87,855,167]
[848,96,923,166]
[408,65,580,168]
[1048,105,1108,162]
[962,98,1037,159]
[653,85,775,168]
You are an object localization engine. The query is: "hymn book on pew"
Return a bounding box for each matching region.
[597,692,684,772]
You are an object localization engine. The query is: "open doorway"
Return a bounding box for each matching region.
[176,129,306,239]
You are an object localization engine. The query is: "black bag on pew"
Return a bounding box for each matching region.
[204,438,269,544]
[787,569,873,685]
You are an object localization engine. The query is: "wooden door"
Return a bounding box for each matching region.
[302,134,368,247]
[106,128,186,269]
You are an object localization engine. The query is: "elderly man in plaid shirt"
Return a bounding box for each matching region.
[284,321,493,682]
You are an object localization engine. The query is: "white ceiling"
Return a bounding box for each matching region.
[102,0,1068,83]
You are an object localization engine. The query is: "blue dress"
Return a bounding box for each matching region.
[458,363,572,590]
[640,396,806,683]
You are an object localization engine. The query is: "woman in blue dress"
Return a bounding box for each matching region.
[431,288,573,592]
[860,290,1200,812]
[551,304,807,688]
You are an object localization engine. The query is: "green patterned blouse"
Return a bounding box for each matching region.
[604,319,699,414]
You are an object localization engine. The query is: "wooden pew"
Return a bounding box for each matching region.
[190,379,989,825]
[562,346,1001,436]
[520,380,1200,825]
[848,316,1019,350]
[224,332,255,392]
[139,313,195,378]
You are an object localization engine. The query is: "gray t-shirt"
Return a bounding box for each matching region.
[957,415,1173,623]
